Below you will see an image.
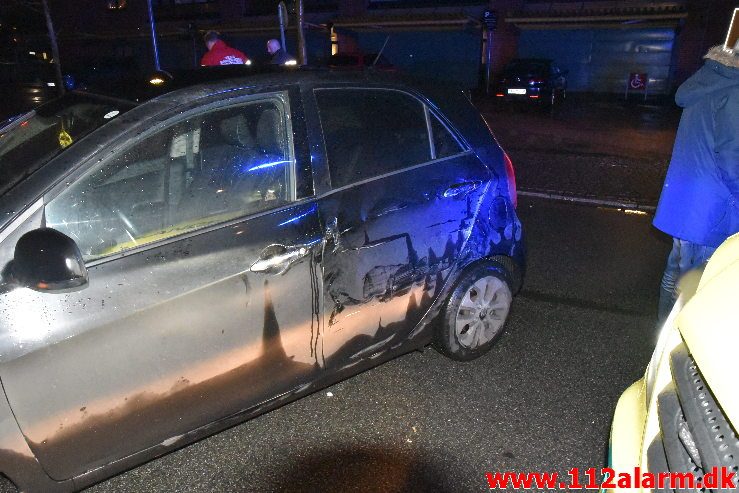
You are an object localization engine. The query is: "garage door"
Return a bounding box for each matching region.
[340,28,482,89]
[517,28,676,94]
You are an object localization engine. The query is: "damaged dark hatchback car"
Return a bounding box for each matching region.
[0,68,524,492]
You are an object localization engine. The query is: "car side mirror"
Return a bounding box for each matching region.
[9,228,88,292]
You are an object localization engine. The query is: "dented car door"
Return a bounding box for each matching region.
[311,87,492,369]
[0,90,324,481]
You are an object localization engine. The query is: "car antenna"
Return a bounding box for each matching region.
[372,36,390,67]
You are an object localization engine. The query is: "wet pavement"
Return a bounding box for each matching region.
[477,94,681,209]
[87,196,671,492]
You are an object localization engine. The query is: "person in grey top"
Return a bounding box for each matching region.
[267,39,296,65]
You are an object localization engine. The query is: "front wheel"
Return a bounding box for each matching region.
[434,263,513,361]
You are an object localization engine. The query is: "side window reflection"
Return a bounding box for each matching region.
[315,88,431,189]
[46,97,292,260]
[430,113,464,159]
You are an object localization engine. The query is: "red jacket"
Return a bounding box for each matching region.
[200,40,249,66]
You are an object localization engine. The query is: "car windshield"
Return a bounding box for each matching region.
[0,92,134,195]
[504,61,549,77]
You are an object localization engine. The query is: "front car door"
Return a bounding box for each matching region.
[0,88,324,480]
[309,86,493,370]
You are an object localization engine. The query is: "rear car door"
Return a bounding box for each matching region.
[0,89,323,480]
[310,86,493,369]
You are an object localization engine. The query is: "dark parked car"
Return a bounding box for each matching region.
[327,52,396,71]
[0,67,524,492]
[496,58,567,106]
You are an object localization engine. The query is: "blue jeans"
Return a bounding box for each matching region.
[658,238,716,323]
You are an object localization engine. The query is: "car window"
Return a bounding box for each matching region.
[429,112,464,159]
[315,88,431,188]
[504,61,548,77]
[0,93,134,196]
[45,97,293,261]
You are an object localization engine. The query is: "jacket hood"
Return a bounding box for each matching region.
[675,45,739,108]
[704,45,739,69]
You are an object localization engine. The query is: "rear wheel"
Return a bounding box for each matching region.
[434,263,513,361]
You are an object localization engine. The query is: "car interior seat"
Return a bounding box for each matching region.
[179,114,258,222]
[236,107,288,203]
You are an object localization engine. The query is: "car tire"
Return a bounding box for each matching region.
[434,262,513,361]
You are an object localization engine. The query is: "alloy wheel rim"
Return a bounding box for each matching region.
[455,276,512,349]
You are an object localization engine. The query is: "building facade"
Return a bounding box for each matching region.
[8,0,738,93]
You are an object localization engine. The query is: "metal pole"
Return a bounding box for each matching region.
[278,2,288,54]
[296,0,307,65]
[146,0,161,71]
[41,0,64,96]
[485,28,493,95]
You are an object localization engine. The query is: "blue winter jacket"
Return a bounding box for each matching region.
[653,47,739,247]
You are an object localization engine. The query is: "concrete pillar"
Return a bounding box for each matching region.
[488,0,524,74]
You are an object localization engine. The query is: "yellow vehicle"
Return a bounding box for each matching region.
[607,233,739,492]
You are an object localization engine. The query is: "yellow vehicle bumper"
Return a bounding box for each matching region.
[605,379,647,492]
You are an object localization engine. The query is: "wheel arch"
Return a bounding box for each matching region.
[451,254,523,295]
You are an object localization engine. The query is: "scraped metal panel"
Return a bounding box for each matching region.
[518,28,676,94]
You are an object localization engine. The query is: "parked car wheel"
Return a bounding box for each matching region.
[435,262,513,361]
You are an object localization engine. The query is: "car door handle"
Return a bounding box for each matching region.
[250,244,311,275]
[443,180,482,198]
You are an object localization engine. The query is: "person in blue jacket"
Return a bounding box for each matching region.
[654,43,739,323]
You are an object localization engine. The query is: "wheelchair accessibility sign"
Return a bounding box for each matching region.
[628,73,647,90]
[625,73,648,101]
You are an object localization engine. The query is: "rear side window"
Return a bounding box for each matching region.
[430,113,464,159]
[315,88,431,188]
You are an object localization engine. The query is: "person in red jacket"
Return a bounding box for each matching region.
[200,31,250,66]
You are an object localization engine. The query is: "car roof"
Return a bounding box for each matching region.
[85,65,408,105]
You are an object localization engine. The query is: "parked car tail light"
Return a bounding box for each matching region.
[503,152,517,208]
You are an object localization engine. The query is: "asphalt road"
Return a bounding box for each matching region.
[479,95,680,208]
[87,196,672,492]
